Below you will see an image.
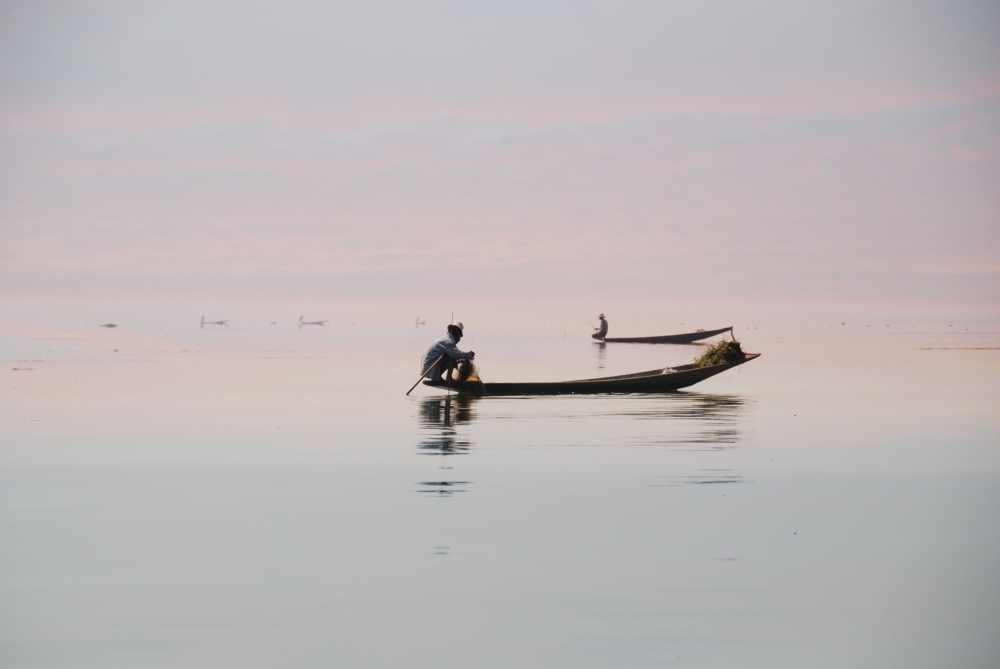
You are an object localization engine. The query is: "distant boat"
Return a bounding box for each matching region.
[415,317,427,328]
[200,316,229,328]
[299,316,328,327]
[425,353,759,395]
[100,323,117,328]
[604,326,733,344]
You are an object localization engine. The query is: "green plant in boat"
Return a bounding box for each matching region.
[694,339,746,367]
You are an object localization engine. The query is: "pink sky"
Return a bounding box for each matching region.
[1,1,998,327]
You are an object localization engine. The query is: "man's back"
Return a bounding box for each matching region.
[594,317,608,339]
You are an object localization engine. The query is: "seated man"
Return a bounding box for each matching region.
[421,322,475,382]
[592,313,608,340]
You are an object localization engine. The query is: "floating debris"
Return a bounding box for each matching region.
[100,323,117,328]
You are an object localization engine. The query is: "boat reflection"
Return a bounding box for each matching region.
[414,392,750,497]
[416,391,749,454]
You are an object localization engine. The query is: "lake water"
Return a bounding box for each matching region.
[1,322,998,668]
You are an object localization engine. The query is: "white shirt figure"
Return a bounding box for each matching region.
[421,322,475,381]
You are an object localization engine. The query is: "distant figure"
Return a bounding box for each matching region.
[201,316,229,329]
[421,322,475,383]
[592,313,608,341]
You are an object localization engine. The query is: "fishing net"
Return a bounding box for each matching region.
[455,359,482,382]
[694,339,746,367]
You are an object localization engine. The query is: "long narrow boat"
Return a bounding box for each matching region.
[604,326,733,344]
[424,353,759,396]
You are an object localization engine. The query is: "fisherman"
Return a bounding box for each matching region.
[592,313,608,341]
[421,322,475,382]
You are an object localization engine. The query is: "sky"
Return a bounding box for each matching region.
[1,0,998,328]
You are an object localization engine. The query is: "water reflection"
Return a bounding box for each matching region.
[483,392,749,450]
[416,481,471,496]
[601,393,747,449]
[594,341,606,369]
[649,470,749,486]
[414,392,750,496]
[417,395,476,456]
[416,392,749,453]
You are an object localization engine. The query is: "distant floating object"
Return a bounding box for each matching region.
[100,323,117,328]
[200,316,229,328]
[415,317,427,328]
[299,316,328,327]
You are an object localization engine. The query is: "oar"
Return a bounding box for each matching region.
[406,355,444,396]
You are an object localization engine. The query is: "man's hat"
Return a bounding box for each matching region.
[599,313,605,319]
[450,322,464,331]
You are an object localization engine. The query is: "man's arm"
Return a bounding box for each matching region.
[449,345,475,360]
[438,339,474,360]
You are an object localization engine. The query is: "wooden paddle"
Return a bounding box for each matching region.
[405,355,444,396]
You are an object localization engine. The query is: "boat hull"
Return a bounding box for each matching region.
[603,326,733,344]
[424,353,759,396]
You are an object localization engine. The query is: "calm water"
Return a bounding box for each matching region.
[1,323,998,668]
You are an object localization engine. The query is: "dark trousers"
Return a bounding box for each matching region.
[427,356,456,381]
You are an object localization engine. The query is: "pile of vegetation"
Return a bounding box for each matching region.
[694,339,746,367]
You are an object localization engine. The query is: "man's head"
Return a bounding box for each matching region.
[599,313,605,320]
[448,322,465,340]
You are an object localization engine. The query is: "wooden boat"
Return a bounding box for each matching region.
[424,353,759,396]
[604,326,733,344]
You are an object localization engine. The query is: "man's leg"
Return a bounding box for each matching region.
[425,358,443,382]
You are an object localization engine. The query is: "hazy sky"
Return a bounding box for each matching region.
[1,1,998,323]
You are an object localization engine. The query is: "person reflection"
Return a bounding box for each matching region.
[594,341,606,369]
[417,395,475,455]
